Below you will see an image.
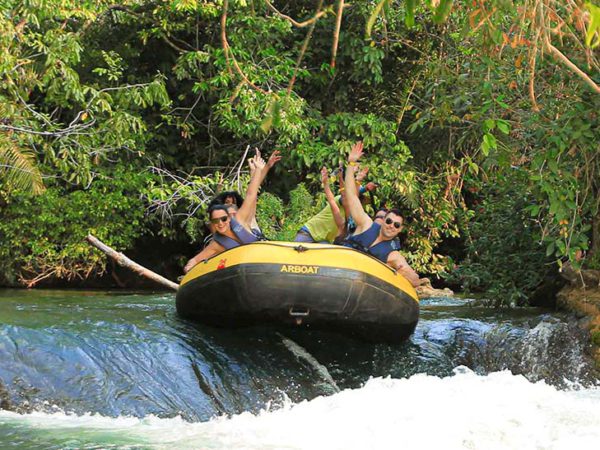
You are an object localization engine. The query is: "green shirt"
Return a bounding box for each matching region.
[305,196,346,243]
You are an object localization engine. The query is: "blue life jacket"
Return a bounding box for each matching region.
[213,218,261,250]
[343,222,399,263]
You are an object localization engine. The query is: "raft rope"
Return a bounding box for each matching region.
[245,241,398,275]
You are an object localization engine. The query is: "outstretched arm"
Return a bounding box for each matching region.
[236,151,265,227]
[387,251,421,287]
[184,240,225,273]
[321,167,345,235]
[338,166,351,228]
[344,141,372,231]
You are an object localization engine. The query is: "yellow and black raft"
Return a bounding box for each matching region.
[176,242,419,342]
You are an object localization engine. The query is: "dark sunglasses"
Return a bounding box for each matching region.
[210,216,229,225]
[375,214,386,220]
[385,217,402,229]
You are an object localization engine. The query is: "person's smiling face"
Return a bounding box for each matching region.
[210,210,231,234]
[381,212,403,239]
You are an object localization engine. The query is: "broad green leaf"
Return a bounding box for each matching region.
[433,0,454,24]
[528,204,541,216]
[482,133,497,153]
[260,99,281,133]
[496,120,510,134]
[366,0,391,39]
[585,3,600,48]
[405,0,416,27]
[481,138,490,156]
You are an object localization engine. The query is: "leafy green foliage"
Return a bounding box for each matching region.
[0,0,171,189]
[0,167,151,286]
[0,0,598,302]
[257,184,320,241]
[448,175,549,307]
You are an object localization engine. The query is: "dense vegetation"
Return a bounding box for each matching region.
[1,0,598,306]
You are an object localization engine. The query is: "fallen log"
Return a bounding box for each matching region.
[86,234,178,291]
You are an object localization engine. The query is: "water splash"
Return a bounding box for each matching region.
[2,369,599,450]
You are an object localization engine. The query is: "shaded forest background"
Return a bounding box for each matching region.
[0,0,598,306]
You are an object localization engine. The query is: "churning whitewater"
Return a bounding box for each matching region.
[1,369,599,450]
[1,290,599,449]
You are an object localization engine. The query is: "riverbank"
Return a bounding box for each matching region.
[557,264,600,368]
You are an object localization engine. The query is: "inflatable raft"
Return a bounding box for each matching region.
[176,242,419,342]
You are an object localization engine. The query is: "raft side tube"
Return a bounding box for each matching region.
[177,264,419,342]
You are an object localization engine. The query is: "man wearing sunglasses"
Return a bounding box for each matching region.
[373,207,401,251]
[342,141,421,287]
[183,150,281,273]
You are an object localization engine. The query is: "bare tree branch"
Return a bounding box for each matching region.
[544,37,600,94]
[221,0,269,94]
[331,0,345,68]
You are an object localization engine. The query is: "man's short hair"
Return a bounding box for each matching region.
[386,208,403,219]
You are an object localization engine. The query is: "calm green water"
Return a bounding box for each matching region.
[0,289,598,449]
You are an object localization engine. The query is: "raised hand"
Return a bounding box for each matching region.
[320,166,329,185]
[365,181,377,192]
[356,166,369,182]
[348,141,364,163]
[253,149,266,171]
[267,150,282,169]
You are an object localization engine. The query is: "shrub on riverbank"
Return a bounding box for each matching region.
[0,167,149,287]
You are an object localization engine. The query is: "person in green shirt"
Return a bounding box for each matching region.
[294,166,374,244]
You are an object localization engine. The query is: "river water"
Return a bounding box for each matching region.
[0,289,598,449]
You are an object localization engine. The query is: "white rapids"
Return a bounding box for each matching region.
[1,367,599,449]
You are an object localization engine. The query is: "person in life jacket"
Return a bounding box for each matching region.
[294,166,375,244]
[183,149,281,273]
[342,141,422,288]
[372,207,401,250]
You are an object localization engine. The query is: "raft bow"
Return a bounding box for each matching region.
[176,241,419,342]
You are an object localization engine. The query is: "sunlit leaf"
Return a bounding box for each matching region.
[585,2,600,48]
[405,0,417,28]
[366,0,391,39]
[260,98,281,133]
[433,0,453,24]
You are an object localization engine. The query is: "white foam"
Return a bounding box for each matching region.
[2,368,599,449]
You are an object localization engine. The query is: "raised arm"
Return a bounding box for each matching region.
[236,151,265,227]
[344,141,372,231]
[338,166,351,227]
[321,167,345,234]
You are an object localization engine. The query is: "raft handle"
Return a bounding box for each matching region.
[289,306,310,317]
[293,245,308,253]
